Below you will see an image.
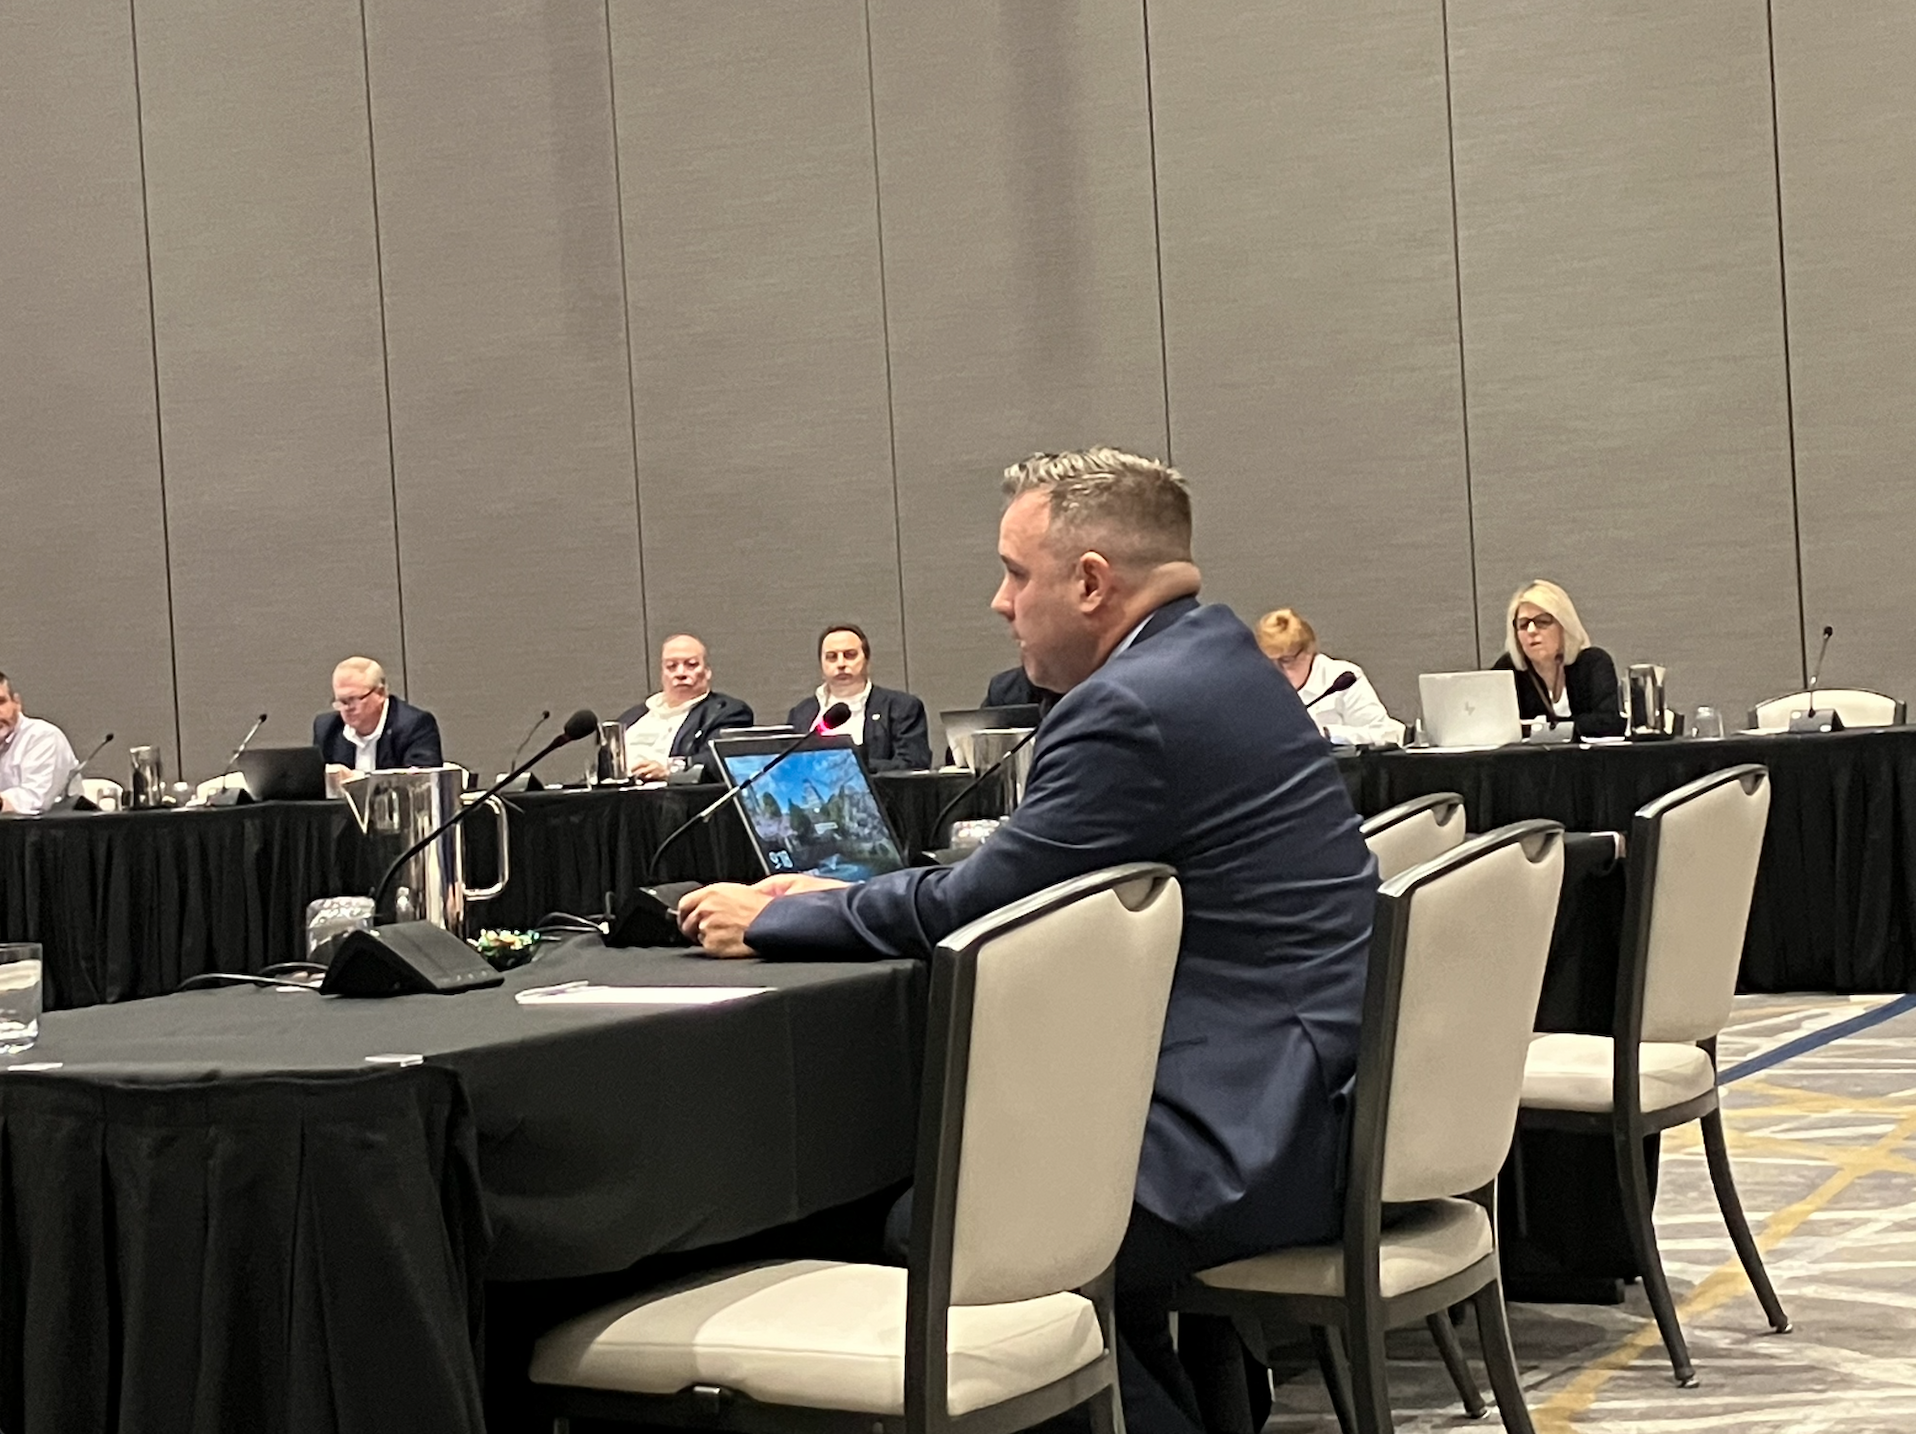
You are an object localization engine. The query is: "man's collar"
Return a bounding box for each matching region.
[650,689,709,715]
[348,699,391,746]
[1123,595,1201,652]
[818,680,872,709]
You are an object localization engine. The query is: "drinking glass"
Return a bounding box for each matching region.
[306,896,375,958]
[1692,706,1726,740]
[0,945,44,1054]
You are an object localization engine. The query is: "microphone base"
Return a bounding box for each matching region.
[45,794,100,814]
[1788,711,1845,734]
[606,884,699,948]
[207,786,255,806]
[319,921,504,997]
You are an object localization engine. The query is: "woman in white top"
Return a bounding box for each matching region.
[1254,609,1405,747]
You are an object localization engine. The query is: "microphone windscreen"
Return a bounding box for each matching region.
[1330,671,1358,694]
[821,701,853,729]
[561,709,601,742]
[104,732,116,743]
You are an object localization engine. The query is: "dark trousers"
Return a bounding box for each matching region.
[884,1197,1269,1434]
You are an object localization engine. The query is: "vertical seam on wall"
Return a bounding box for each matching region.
[1140,0,1175,464]
[356,0,408,697]
[1766,0,1810,686]
[127,0,184,771]
[863,0,910,691]
[1439,0,1483,665]
[604,0,652,662]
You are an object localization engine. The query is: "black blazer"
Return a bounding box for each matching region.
[787,686,932,772]
[312,697,444,769]
[1493,646,1625,737]
[616,692,757,772]
[982,666,1055,708]
[751,599,1375,1255]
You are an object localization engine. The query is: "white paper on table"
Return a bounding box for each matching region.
[515,984,771,1007]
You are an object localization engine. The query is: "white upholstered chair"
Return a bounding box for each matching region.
[1520,765,1788,1385]
[528,863,1184,1434]
[1361,793,1467,883]
[79,779,124,809]
[1177,821,1565,1434]
[1749,688,1904,730]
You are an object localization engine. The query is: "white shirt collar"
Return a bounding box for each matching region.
[815,681,873,744]
[344,700,391,772]
[647,689,707,717]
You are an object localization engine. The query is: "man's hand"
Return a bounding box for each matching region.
[677,883,773,958]
[753,873,853,897]
[0,795,12,814]
[630,755,669,781]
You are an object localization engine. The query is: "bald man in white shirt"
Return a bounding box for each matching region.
[0,673,79,815]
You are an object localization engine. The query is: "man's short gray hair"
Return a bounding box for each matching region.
[1001,447,1192,567]
[334,656,387,691]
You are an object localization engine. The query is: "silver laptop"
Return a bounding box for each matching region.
[1418,671,1522,748]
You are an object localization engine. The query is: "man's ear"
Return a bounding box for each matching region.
[1075,551,1117,611]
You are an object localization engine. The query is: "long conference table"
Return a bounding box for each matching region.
[5,730,1914,1428]
[3,726,1913,1011]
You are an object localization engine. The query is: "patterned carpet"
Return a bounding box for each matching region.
[1265,994,1916,1433]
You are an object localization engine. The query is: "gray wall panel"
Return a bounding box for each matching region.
[1149,0,1474,720]
[1449,0,1799,721]
[869,2,1168,723]
[611,0,899,723]
[365,0,643,780]
[0,1,177,766]
[136,0,399,780]
[1773,1,1916,706]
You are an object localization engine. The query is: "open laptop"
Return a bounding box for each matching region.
[707,733,908,882]
[236,745,328,800]
[940,704,1042,768]
[1418,671,1522,748]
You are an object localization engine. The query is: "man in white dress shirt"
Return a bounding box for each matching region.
[617,635,756,780]
[0,672,80,815]
[1254,609,1404,746]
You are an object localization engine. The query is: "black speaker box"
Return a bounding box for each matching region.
[318,921,504,997]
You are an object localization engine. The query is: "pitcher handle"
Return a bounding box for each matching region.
[461,792,511,902]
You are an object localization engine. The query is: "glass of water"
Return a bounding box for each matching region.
[0,944,43,1054]
[1692,706,1726,740]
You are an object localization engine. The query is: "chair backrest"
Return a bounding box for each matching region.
[1750,689,1904,730]
[1360,793,1467,882]
[1354,822,1564,1207]
[910,864,1182,1309]
[80,779,124,804]
[1624,765,1770,1044]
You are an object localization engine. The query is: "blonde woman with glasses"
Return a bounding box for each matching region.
[1491,580,1624,737]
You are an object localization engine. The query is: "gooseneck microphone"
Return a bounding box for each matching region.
[371,707,598,913]
[226,713,269,773]
[1303,671,1358,709]
[645,702,852,884]
[510,709,552,767]
[74,732,116,776]
[1805,625,1835,717]
[924,723,1041,856]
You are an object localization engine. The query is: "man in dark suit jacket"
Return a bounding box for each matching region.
[312,656,443,773]
[787,624,932,772]
[982,664,1053,708]
[617,634,756,779]
[681,450,1375,1434]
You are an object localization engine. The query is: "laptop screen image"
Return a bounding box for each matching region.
[710,737,908,882]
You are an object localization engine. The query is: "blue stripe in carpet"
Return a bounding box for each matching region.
[1717,992,1916,1086]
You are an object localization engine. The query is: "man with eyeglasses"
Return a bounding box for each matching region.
[312,656,443,777]
[0,672,80,815]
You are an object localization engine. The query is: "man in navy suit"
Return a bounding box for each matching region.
[680,449,1375,1434]
[787,623,932,771]
[617,634,756,780]
[312,656,443,774]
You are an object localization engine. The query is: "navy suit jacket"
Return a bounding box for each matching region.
[982,666,1053,708]
[312,697,443,769]
[615,692,757,772]
[786,686,932,772]
[750,599,1376,1254]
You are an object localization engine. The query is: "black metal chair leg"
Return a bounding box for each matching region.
[1699,1104,1792,1333]
[1616,1125,1695,1385]
[1310,1325,1358,1434]
[1346,1304,1394,1434]
[1426,1309,1488,1418]
[1471,1280,1538,1434]
[1089,1369,1126,1434]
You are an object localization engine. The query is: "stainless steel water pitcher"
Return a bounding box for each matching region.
[128,746,166,808]
[1627,664,1669,736]
[340,766,509,934]
[591,719,627,784]
[968,728,1037,812]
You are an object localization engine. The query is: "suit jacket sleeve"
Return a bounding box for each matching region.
[1571,648,1624,737]
[747,681,1167,958]
[787,698,819,732]
[863,692,931,772]
[392,709,444,767]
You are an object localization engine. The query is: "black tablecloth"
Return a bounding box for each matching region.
[1358,727,1916,992]
[0,773,989,1011]
[0,941,922,1433]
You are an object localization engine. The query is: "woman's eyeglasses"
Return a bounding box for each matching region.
[1514,614,1558,633]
